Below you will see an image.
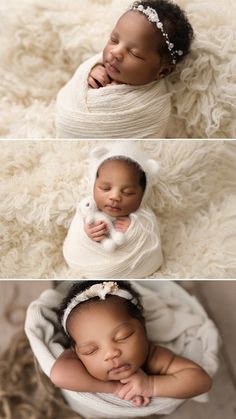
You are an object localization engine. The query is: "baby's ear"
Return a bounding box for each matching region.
[91,146,108,159]
[146,159,160,175]
[156,63,175,80]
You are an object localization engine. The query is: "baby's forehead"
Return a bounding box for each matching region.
[98,157,140,174]
[113,10,162,48]
[68,297,132,328]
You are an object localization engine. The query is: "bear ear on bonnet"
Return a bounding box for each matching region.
[91,146,109,159]
[91,144,160,179]
[146,159,160,176]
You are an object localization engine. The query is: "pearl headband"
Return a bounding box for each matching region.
[62,281,138,334]
[130,4,183,64]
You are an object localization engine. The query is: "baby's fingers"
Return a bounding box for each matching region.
[118,385,135,401]
[88,76,100,89]
[92,234,106,242]
[116,384,132,400]
[89,222,107,233]
[89,228,106,242]
[96,68,111,86]
[141,396,150,406]
[123,388,136,401]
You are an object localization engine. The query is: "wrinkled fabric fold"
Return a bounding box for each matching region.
[63,205,162,278]
[56,53,171,138]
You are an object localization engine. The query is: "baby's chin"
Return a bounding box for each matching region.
[107,365,137,381]
[102,207,129,218]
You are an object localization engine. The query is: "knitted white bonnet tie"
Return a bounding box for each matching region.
[130,4,183,64]
[62,281,138,334]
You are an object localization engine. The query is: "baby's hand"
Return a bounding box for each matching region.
[113,379,150,407]
[113,217,131,232]
[131,395,151,407]
[84,220,107,242]
[88,64,111,88]
[116,369,154,400]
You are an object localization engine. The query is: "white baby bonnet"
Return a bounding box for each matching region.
[89,141,160,204]
[25,281,220,419]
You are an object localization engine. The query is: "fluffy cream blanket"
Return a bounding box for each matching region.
[24,281,220,418]
[56,53,170,138]
[0,0,235,138]
[0,139,235,279]
[63,205,162,278]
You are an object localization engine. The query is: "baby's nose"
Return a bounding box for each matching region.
[109,189,121,201]
[111,45,124,61]
[104,347,121,361]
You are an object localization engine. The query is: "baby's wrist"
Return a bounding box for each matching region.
[107,381,120,394]
[148,375,157,397]
[110,381,121,394]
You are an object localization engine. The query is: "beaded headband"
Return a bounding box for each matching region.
[130,4,183,64]
[62,281,138,334]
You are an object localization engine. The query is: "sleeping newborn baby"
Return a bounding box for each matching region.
[56,0,193,138]
[63,142,163,278]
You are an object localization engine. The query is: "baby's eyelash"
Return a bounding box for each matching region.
[123,192,135,196]
[116,332,133,342]
[99,187,110,191]
[110,37,118,44]
[83,348,98,355]
[130,51,144,60]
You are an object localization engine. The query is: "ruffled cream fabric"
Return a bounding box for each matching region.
[24,281,220,418]
[63,205,162,278]
[55,53,171,138]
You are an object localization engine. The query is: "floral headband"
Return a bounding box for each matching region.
[130,4,183,64]
[62,281,138,334]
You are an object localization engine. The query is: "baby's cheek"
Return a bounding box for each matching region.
[86,360,108,381]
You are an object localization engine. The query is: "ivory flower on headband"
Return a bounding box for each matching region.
[62,281,137,333]
[130,4,183,64]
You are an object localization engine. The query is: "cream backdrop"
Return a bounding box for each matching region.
[0,0,235,138]
[1,139,236,278]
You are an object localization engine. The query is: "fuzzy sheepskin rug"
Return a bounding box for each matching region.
[0,0,235,138]
[1,139,236,279]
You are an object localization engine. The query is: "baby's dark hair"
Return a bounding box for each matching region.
[132,0,194,64]
[57,280,145,348]
[98,157,146,193]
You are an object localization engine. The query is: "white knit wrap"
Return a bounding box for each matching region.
[63,205,162,278]
[55,53,171,139]
[24,281,220,418]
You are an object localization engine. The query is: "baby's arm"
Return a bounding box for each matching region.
[50,349,117,393]
[84,220,107,242]
[116,345,212,401]
[147,345,212,398]
[113,217,131,232]
[88,64,111,89]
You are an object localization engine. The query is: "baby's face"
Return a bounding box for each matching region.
[67,297,149,381]
[103,10,172,85]
[93,159,144,217]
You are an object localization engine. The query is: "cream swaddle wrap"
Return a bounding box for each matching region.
[63,142,163,278]
[56,53,171,139]
[63,205,162,278]
[24,281,220,418]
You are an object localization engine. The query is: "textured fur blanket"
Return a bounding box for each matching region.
[56,53,170,138]
[24,281,219,418]
[0,0,235,138]
[0,139,235,279]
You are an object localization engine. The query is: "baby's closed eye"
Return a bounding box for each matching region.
[79,346,98,356]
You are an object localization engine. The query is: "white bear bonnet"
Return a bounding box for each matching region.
[89,141,160,205]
